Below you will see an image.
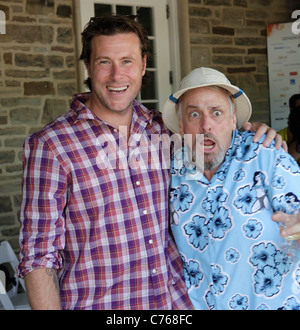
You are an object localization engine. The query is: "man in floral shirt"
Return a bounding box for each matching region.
[162,67,300,310]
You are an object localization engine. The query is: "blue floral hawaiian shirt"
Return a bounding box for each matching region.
[170,130,300,310]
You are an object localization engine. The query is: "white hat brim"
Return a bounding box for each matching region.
[162,81,252,134]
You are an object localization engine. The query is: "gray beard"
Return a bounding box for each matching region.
[192,142,225,173]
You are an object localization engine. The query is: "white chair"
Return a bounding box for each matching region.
[0,269,6,293]
[0,241,31,310]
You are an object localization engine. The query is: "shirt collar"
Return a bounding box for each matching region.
[132,99,154,125]
[224,129,240,158]
[70,93,97,123]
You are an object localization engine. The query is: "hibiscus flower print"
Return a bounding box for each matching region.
[235,134,259,162]
[254,265,282,297]
[256,303,270,310]
[242,218,263,239]
[184,259,204,290]
[205,186,228,213]
[296,268,300,286]
[249,242,276,270]
[216,164,229,181]
[234,185,256,214]
[207,207,232,239]
[280,297,300,310]
[170,184,194,212]
[225,248,240,263]
[229,294,249,310]
[184,215,209,251]
[276,153,300,174]
[274,250,292,275]
[205,289,215,310]
[272,175,286,190]
[211,265,228,294]
[233,169,246,182]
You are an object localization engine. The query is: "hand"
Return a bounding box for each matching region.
[272,211,300,246]
[243,122,288,152]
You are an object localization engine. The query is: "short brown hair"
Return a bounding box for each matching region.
[80,15,151,90]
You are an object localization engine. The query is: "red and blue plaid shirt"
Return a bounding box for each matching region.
[18,93,192,310]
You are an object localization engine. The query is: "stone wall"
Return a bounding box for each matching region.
[188,0,299,123]
[0,0,77,249]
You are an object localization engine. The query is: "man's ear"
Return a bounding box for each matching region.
[142,55,147,76]
[232,109,237,131]
[85,61,91,78]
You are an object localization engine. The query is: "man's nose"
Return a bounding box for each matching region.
[201,114,212,133]
[110,63,123,80]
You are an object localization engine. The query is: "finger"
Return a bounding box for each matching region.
[252,124,268,142]
[262,128,276,147]
[282,140,288,153]
[242,122,252,131]
[253,125,275,145]
[272,211,285,223]
[272,212,299,227]
[281,223,300,239]
[274,134,283,150]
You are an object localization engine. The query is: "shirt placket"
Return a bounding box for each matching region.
[204,182,222,305]
[128,122,169,308]
[131,167,168,307]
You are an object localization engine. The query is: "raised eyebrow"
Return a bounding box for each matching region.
[186,105,201,111]
[186,106,222,112]
[210,105,223,110]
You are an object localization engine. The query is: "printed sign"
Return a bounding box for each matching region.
[267,22,300,131]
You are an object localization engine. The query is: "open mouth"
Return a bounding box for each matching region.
[197,137,216,153]
[203,139,215,151]
[107,86,129,94]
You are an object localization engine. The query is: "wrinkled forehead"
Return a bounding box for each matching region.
[178,86,235,115]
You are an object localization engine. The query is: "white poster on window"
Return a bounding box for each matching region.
[267,22,300,131]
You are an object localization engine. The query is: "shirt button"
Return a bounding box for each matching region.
[143,210,148,215]
[149,239,153,244]
[152,269,157,274]
[136,181,141,186]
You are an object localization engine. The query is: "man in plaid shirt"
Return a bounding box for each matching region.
[18,15,282,310]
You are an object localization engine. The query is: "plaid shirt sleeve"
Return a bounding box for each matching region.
[18,134,66,278]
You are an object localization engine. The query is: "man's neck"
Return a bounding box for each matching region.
[85,97,133,138]
[203,169,218,182]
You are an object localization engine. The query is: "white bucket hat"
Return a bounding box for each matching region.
[162,67,252,134]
